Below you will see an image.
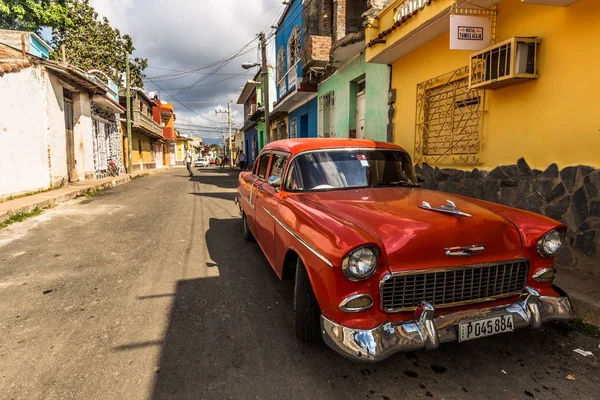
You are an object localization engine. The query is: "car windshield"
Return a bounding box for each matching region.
[285,149,418,192]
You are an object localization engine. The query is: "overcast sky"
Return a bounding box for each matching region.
[90,0,283,142]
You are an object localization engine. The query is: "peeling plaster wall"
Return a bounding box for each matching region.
[72,92,95,180]
[0,67,51,197]
[46,74,68,186]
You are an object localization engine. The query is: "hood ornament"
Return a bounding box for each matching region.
[445,245,486,256]
[420,200,472,218]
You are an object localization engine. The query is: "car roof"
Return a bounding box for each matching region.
[261,138,407,155]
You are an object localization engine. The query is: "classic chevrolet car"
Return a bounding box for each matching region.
[236,138,574,362]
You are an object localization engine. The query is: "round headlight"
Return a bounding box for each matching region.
[342,247,379,281]
[537,229,564,257]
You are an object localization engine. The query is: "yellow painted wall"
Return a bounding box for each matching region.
[132,132,155,164]
[176,139,190,162]
[374,0,600,169]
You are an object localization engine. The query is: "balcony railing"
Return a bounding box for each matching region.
[246,104,257,118]
[277,59,301,97]
[133,110,163,138]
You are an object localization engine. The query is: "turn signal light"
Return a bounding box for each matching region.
[339,294,373,312]
[532,268,556,283]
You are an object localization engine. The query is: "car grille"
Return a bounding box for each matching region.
[381,260,529,312]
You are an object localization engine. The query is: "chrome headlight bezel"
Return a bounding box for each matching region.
[536,228,565,257]
[342,246,380,281]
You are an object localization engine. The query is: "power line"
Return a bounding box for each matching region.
[157,72,248,91]
[166,44,258,99]
[144,75,221,124]
[146,38,257,80]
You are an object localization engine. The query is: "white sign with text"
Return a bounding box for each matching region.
[450,15,491,50]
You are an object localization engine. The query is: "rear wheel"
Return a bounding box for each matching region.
[294,258,322,343]
[242,212,253,241]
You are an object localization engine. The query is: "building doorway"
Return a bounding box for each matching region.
[169,143,176,166]
[356,79,366,139]
[63,89,78,182]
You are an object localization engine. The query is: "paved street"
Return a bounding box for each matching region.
[0,168,598,400]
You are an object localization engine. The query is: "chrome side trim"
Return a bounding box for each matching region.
[321,285,575,362]
[261,206,334,268]
[339,294,374,313]
[237,189,254,210]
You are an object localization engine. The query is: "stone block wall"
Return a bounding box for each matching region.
[415,159,600,277]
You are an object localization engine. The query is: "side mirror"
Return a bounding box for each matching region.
[416,174,425,184]
[268,176,282,187]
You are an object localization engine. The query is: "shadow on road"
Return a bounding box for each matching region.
[189,192,237,202]
[150,218,600,400]
[187,169,239,190]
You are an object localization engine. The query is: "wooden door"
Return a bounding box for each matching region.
[356,90,366,139]
[63,90,78,182]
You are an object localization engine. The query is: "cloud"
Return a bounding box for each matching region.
[90,0,282,140]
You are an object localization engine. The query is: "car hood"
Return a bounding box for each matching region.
[299,188,524,272]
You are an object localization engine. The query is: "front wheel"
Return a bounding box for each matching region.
[242,212,253,241]
[294,258,322,343]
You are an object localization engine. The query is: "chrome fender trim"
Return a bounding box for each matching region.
[261,206,334,268]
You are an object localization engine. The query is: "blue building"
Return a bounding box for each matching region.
[0,30,52,59]
[270,0,320,140]
[236,76,262,165]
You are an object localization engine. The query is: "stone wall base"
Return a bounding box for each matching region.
[415,159,600,277]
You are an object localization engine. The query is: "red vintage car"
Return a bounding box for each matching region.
[235,138,574,362]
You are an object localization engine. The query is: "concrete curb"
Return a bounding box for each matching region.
[0,168,168,225]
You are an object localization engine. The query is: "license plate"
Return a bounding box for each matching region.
[458,315,514,342]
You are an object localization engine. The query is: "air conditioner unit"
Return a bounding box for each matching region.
[469,37,540,90]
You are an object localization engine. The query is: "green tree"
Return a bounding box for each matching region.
[52,0,147,87]
[0,0,70,31]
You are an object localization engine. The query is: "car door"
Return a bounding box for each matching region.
[249,153,271,250]
[254,152,289,268]
[241,153,269,234]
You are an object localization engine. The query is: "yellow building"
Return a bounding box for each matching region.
[119,89,164,172]
[175,134,192,165]
[366,0,598,170]
[365,0,599,272]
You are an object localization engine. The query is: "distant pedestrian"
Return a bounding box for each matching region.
[185,147,194,177]
[238,151,246,170]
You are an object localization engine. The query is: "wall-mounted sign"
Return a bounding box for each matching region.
[394,0,431,22]
[450,15,491,50]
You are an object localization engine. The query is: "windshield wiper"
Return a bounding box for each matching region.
[376,181,420,188]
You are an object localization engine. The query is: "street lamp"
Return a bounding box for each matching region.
[241,32,270,144]
[241,62,260,70]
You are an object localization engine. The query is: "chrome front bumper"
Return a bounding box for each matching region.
[321,286,575,362]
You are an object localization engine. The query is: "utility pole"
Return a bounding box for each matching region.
[215,101,234,167]
[228,100,233,167]
[125,52,132,174]
[259,32,271,144]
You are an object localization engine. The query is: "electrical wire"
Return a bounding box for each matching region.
[166,43,258,99]
[144,75,223,124]
[144,37,259,80]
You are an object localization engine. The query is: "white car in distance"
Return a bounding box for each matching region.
[194,157,210,167]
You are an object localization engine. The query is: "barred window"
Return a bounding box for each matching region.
[277,46,285,83]
[414,66,483,165]
[319,91,335,138]
[289,117,298,139]
[288,26,301,71]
